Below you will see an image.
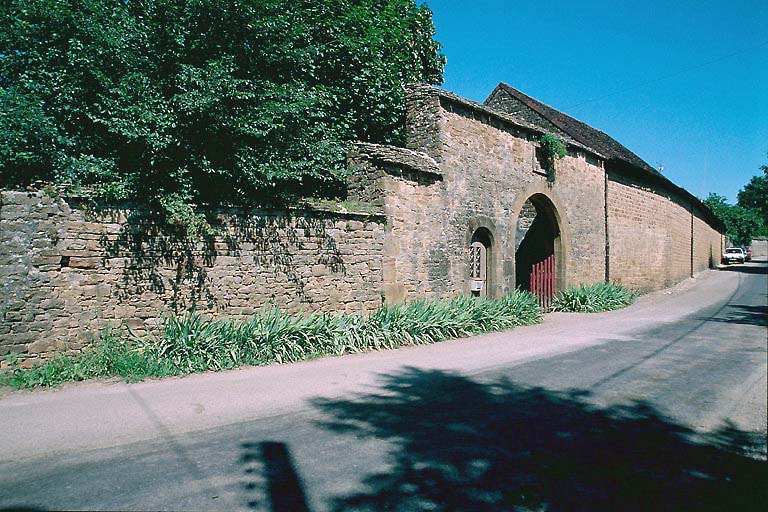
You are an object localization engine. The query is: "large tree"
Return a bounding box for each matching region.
[703,193,762,246]
[736,158,768,236]
[0,0,445,208]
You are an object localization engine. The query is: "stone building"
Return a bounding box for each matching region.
[350,83,724,304]
[0,83,725,360]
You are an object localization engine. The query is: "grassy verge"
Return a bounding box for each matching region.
[551,282,637,313]
[1,290,541,389]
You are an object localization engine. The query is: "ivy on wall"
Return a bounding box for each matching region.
[539,134,567,182]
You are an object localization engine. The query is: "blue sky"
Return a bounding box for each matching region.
[429,0,768,203]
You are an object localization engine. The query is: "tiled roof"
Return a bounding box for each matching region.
[486,83,661,176]
[429,86,601,156]
[483,82,724,231]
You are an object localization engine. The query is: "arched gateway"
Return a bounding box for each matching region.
[515,194,564,309]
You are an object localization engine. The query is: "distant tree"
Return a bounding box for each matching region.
[703,193,762,246]
[736,156,768,237]
[0,0,445,211]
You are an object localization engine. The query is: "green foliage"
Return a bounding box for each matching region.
[703,193,763,246]
[539,134,567,160]
[341,292,542,350]
[736,162,768,237]
[1,290,540,388]
[0,334,176,388]
[738,175,768,220]
[539,134,567,181]
[0,0,445,211]
[158,194,218,239]
[551,282,637,313]
[705,155,768,242]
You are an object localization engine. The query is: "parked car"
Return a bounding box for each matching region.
[742,247,752,261]
[722,247,745,264]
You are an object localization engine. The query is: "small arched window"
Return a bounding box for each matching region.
[470,241,486,282]
[469,228,492,297]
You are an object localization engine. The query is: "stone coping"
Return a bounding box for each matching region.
[349,141,441,176]
[0,190,385,222]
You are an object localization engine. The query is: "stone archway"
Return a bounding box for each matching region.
[515,194,564,305]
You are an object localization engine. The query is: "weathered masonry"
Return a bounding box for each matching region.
[348,84,724,306]
[1,83,724,360]
[0,197,387,358]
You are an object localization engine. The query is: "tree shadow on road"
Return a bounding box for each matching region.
[720,263,767,275]
[706,304,767,327]
[312,368,766,512]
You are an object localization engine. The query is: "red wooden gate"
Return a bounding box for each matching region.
[530,254,555,310]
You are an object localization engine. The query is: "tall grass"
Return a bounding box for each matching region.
[0,334,176,389]
[1,290,542,389]
[551,282,637,313]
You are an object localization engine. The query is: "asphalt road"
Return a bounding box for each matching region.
[1,262,766,512]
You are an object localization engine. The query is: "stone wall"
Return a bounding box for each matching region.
[347,142,445,303]
[1,84,727,361]
[606,171,722,292]
[366,87,607,303]
[693,214,723,272]
[0,191,385,360]
[363,86,723,303]
[750,238,768,258]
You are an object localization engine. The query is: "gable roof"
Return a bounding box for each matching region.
[482,82,724,232]
[486,82,661,177]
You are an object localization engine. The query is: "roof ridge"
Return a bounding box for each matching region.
[430,86,602,156]
[487,82,659,176]
[492,83,605,147]
[478,83,722,231]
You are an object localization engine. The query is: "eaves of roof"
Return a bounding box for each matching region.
[484,83,724,233]
[427,86,608,160]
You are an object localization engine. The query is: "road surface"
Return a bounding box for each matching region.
[1,262,766,511]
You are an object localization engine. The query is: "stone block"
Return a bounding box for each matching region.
[125,318,145,330]
[68,257,102,269]
[311,264,329,277]
[29,320,54,332]
[113,305,137,317]
[3,311,24,322]
[67,221,107,234]
[53,317,74,329]
[27,337,56,354]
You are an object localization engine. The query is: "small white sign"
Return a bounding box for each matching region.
[470,279,484,291]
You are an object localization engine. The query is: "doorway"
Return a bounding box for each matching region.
[515,194,562,308]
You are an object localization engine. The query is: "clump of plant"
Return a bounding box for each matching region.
[551,282,637,313]
[0,334,176,389]
[539,134,567,182]
[135,309,346,373]
[342,292,542,351]
[1,290,541,389]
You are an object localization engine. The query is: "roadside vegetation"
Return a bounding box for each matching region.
[703,156,768,246]
[551,282,637,313]
[0,291,541,389]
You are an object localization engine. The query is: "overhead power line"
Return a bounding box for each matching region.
[564,40,768,110]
